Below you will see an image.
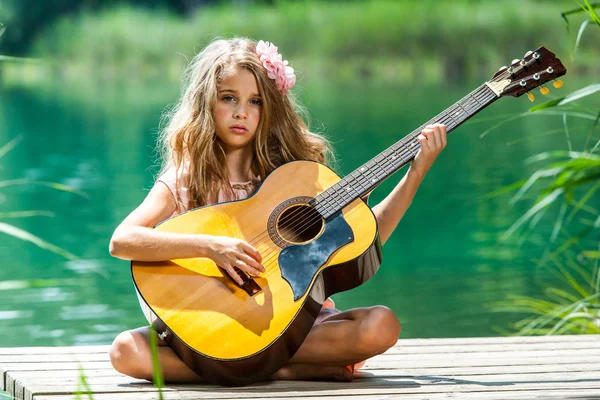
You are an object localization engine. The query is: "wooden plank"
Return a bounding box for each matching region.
[4,347,598,366]
[31,388,600,400]
[1,362,112,391]
[0,346,108,355]
[395,335,600,345]
[22,371,600,400]
[7,369,123,399]
[369,348,600,360]
[0,335,596,400]
[0,353,109,363]
[4,355,600,393]
[7,360,600,398]
[383,339,600,354]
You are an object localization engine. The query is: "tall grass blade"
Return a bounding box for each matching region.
[503,188,564,240]
[586,109,600,152]
[550,203,567,243]
[0,136,23,159]
[583,0,600,25]
[510,167,563,204]
[0,210,55,218]
[0,222,79,260]
[574,19,591,55]
[563,113,573,152]
[561,2,600,31]
[76,365,93,400]
[566,181,600,222]
[0,179,90,198]
[558,83,600,106]
[148,328,165,399]
[530,98,565,112]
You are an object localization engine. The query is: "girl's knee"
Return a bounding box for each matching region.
[358,306,401,353]
[109,331,152,379]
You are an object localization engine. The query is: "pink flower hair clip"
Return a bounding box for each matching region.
[256,40,296,95]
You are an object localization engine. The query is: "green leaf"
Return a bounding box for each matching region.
[502,188,564,240]
[581,251,600,259]
[558,83,600,106]
[148,327,165,399]
[574,19,591,54]
[0,179,90,199]
[529,98,566,112]
[0,222,79,261]
[583,0,600,25]
[0,210,55,218]
[0,136,23,159]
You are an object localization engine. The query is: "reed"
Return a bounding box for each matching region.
[490,0,600,335]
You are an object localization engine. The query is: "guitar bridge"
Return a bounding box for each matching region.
[229,266,262,296]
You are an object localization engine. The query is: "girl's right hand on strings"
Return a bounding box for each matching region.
[206,236,265,285]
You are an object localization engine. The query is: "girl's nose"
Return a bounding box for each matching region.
[233,105,248,119]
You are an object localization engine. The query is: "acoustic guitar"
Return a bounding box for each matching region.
[132,47,566,386]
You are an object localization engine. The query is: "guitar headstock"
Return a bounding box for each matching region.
[487,46,567,101]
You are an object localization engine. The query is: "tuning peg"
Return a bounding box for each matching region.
[553,79,564,88]
[498,66,508,71]
[524,50,533,57]
[540,87,550,95]
[527,93,535,102]
[512,59,520,64]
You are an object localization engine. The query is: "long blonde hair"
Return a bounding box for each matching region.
[157,37,333,209]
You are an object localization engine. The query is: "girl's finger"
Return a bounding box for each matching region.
[428,126,440,149]
[440,129,447,147]
[242,242,263,263]
[239,255,265,274]
[419,131,431,151]
[224,265,244,285]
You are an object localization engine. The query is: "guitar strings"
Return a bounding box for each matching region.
[247,63,547,260]
[240,88,499,279]
[251,91,501,282]
[255,92,498,270]
[237,64,529,255]
[224,66,545,280]
[242,83,497,254]
[250,87,498,271]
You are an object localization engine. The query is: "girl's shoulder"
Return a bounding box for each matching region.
[156,165,190,215]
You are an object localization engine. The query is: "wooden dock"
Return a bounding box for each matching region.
[2,335,599,400]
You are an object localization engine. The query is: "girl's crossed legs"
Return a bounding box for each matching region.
[109,303,401,383]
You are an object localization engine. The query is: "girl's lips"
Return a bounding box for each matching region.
[230,126,248,134]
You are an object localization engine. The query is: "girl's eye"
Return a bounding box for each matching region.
[251,99,263,106]
[222,95,235,102]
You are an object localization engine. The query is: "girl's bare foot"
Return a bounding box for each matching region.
[322,298,336,309]
[272,363,352,382]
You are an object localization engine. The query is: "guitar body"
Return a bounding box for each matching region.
[132,160,382,386]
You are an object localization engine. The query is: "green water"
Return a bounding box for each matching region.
[0,77,580,347]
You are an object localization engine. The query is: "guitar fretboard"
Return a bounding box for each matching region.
[311,83,498,219]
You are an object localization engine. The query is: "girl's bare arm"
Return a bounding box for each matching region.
[108,183,264,284]
[372,124,447,245]
[108,183,213,261]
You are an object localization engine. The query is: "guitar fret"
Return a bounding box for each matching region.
[314,84,499,219]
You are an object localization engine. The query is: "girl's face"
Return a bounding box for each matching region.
[214,67,262,153]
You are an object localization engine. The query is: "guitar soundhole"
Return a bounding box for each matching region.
[277,205,324,244]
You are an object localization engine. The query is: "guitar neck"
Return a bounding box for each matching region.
[311,83,499,219]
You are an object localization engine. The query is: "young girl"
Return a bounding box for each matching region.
[109,37,447,383]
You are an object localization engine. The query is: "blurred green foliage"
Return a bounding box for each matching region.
[2,0,598,83]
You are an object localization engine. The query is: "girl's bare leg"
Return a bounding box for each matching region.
[110,326,203,383]
[110,305,400,383]
[273,305,401,381]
